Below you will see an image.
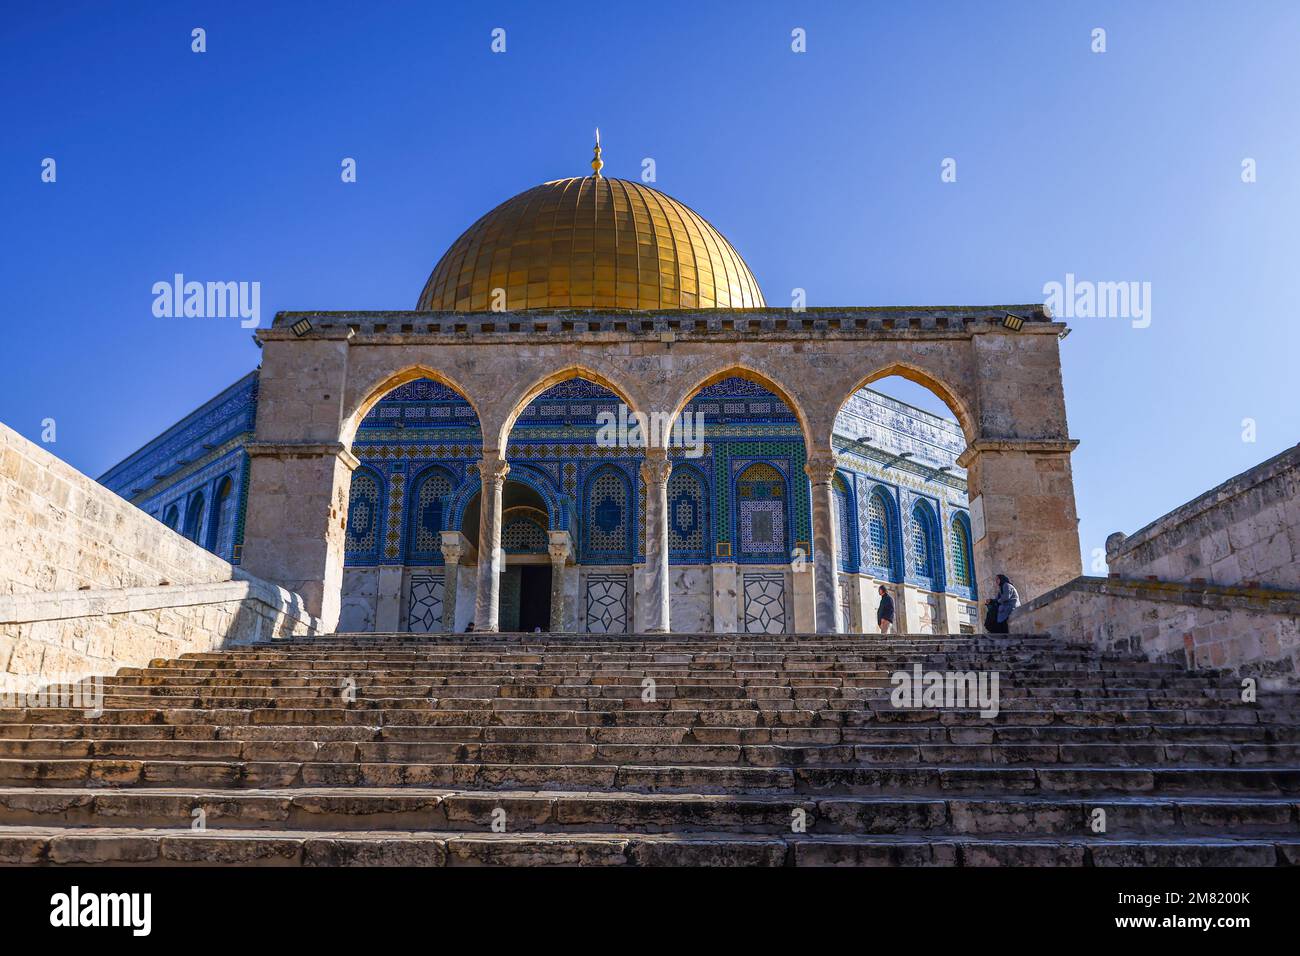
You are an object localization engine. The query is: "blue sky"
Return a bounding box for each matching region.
[3,0,1297,568]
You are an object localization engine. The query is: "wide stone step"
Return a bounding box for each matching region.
[4,757,1300,795]
[0,824,1293,866]
[1,787,1294,838]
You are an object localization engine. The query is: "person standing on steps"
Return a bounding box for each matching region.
[876,584,895,634]
[986,574,1019,634]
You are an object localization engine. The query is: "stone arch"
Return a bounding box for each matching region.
[831,362,977,448]
[343,464,386,562]
[340,365,483,449]
[666,364,818,452]
[496,366,647,454]
[452,462,565,532]
[666,461,710,562]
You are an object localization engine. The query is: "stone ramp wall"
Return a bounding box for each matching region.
[1106,443,1300,590]
[0,422,318,692]
[1015,576,1300,687]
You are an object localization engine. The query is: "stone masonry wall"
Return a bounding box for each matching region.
[1,422,235,595]
[1016,576,1300,688]
[1106,443,1300,590]
[0,422,318,692]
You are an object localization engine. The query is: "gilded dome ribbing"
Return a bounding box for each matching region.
[416,176,764,311]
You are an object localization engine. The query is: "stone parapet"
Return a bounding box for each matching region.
[1105,443,1300,590]
[1015,575,1300,687]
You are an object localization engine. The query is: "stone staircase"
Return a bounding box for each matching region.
[1,631,1298,866]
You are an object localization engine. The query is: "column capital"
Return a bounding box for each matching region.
[804,453,839,485]
[547,529,574,565]
[640,453,673,486]
[477,454,511,485]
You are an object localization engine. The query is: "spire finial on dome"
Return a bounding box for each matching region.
[591,128,604,178]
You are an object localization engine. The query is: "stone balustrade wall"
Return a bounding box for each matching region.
[0,422,318,692]
[1106,444,1300,591]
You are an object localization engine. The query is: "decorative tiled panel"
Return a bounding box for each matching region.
[743,571,786,634]
[585,573,629,633]
[407,572,445,633]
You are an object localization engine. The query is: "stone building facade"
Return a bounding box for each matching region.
[100,372,981,635]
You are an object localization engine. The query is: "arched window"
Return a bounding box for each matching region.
[408,467,453,559]
[345,468,383,560]
[206,475,235,558]
[951,512,975,595]
[501,510,549,553]
[864,488,896,577]
[585,467,631,560]
[162,504,180,532]
[736,462,787,560]
[910,499,940,585]
[833,474,854,572]
[182,493,205,543]
[667,465,708,560]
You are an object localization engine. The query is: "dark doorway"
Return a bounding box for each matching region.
[518,564,552,632]
[498,565,553,631]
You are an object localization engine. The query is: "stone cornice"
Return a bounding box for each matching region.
[245,442,360,472]
[258,306,1064,343]
[957,438,1079,468]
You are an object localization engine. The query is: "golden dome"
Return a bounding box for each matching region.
[416,176,765,311]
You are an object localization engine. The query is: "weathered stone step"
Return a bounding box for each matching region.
[5,736,1300,767]
[5,721,1296,747]
[1,787,1294,837]
[0,824,1293,866]
[4,758,1299,795]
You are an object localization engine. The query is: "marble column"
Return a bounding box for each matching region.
[473,453,510,632]
[547,530,573,633]
[639,449,673,633]
[805,454,844,635]
[439,532,464,633]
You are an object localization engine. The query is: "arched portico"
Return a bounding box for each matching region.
[240,307,1082,634]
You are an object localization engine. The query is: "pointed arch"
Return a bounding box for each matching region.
[582,463,634,563]
[497,366,645,453]
[833,362,976,446]
[406,464,457,562]
[341,365,482,449]
[832,470,857,573]
[734,461,790,562]
[666,461,710,562]
[908,497,943,589]
[862,483,901,581]
[205,474,236,557]
[182,492,206,543]
[950,509,976,597]
[344,465,385,563]
[668,364,817,452]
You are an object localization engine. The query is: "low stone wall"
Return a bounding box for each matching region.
[0,422,318,693]
[1015,576,1300,687]
[1,422,236,595]
[1106,443,1300,590]
[0,574,318,693]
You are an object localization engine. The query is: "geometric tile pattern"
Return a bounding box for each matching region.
[742,571,786,634]
[585,573,629,633]
[407,572,444,633]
